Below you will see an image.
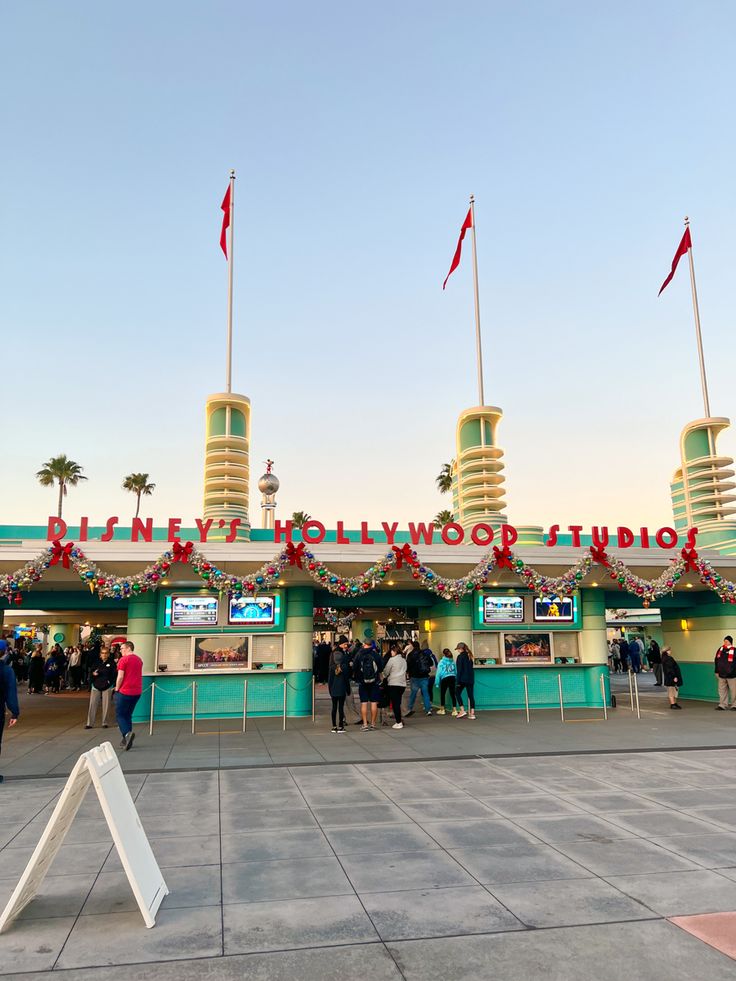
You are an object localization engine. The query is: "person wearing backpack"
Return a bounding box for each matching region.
[327,642,351,732]
[353,639,383,731]
[405,640,434,717]
[0,640,20,783]
[455,642,477,720]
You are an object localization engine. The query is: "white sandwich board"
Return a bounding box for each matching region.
[0,741,168,931]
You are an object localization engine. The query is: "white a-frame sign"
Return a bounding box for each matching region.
[0,742,168,931]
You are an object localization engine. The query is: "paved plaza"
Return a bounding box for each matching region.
[1,679,736,977]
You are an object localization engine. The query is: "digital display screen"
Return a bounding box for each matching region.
[503,633,552,664]
[229,595,276,625]
[533,596,576,623]
[194,636,248,670]
[483,595,524,623]
[171,595,219,626]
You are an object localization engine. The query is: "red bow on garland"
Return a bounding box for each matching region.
[392,543,416,569]
[493,545,514,569]
[681,545,699,573]
[590,545,610,567]
[49,540,74,569]
[172,540,194,563]
[286,541,306,569]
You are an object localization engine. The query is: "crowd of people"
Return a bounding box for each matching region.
[315,636,477,732]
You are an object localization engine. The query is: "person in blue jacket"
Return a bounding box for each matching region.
[0,640,20,783]
[454,642,476,720]
[435,649,458,716]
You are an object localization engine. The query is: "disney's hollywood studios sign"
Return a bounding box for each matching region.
[46,517,699,550]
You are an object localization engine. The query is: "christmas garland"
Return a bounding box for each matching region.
[1,538,735,606]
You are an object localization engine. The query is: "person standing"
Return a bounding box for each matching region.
[327,641,351,732]
[353,639,383,731]
[455,643,476,720]
[436,649,458,716]
[383,644,408,729]
[629,637,643,674]
[647,639,663,686]
[85,647,116,729]
[714,636,736,711]
[661,646,683,710]
[421,639,438,704]
[114,641,143,750]
[68,647,83,690]
[618,637,630,673]
[405,641,434,717]
[28,648,45,694]
[0,642,20,784]
[44,646,62,693]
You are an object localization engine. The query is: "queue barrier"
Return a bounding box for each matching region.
[473,670,611,723]
[146,677,294,734]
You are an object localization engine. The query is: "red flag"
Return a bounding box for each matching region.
[220,185,231,258]
[658,227,691,295]
[443,207,473,290]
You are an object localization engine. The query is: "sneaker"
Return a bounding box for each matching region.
[405,710,415,718]
[437,708,446,716]
[337,726,345,732]
[361,724,370,731]
[392,722,404,729]
[451,708,458,717]
[119,737,127,748]
[425,710,433,716]
[84,725,93,729]
[469,712,476,720]
[331,726,338,733]
[124,731,136,751]
[716,706,726,711]
[369,724,376,730]
[457,709,467,719]
[102,724,109,728]
[671,703,683,710]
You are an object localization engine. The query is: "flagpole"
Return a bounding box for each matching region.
[469,194,485,408]
[225,169,235,394]
[684,217,711,418]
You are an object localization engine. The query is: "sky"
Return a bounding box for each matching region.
[1,1,735,532]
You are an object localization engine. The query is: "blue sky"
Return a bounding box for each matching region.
[2,1,734,531]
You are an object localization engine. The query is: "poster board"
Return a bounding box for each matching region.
[0,742,168,932]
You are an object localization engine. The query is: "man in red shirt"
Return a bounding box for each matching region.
[114,641,143,751]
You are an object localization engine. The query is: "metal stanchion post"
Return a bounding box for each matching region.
[600,673,608,721]
[242,679,248,733]
[149,683,156,736]
[633,672,641,720]
[628,670,634,711]
[523,674,530,723]
[283,677,287,732]
[312,676,316,723]
[558,673,565,722]
[191,682,197,735]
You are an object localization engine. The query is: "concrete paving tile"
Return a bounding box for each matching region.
[602,810,724,837]
[218,789,307,809]
[514,814,634,843]
[449,842,593,884]
[691,806,736,829]
[714,866,736,882]
[0,874,95,920]
[387,918,736,981]
[563,791,662,813]
[488,876,657,927]
[606,869,736,916]
[297,785,388,806]
[399,799,494,821]
[553,838,702,876]
[221,828,332,863]
[649,833,736,868]
[103,834,219,871]
[220,807,317,833]
[0,842,111,879]
[642,789,735,808]
[222,856,353,903]
[323,824,441,856]
[362,884,524,940]
[310,802,410,826]
[55,905,223,969]
[0,915,75,974]
[485,795,583,817]
[224,894,378,953]
[340,849,474,893]
[82,864,221,914]
[420,818,535,850]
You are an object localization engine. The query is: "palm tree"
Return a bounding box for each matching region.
[123,473,156,518]
[433,509,454,529]
[36,455,88,518]
[436,462,453,494]
[291,511,311,529]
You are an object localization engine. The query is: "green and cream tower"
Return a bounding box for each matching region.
[451,406,508,530]
[670,416,736,555]
[203,392,251,541]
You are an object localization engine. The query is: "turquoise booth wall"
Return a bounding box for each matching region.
[436,664,610,711]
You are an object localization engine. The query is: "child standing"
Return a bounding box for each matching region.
[435,649,457,716]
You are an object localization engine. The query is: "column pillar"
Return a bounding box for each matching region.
[578,589,608,664]
[283,586,314,671]
[48,623,79,648]
[429,596,473,655]
[126,592,157,673]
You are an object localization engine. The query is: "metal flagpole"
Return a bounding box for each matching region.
[684,216,711,418]
[469,194,485,408]
[225,169,235,394]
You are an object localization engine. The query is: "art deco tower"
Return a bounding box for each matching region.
[452,406,508,530]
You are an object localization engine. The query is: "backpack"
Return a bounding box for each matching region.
[359,651,378,684]
[421,651,435,676]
